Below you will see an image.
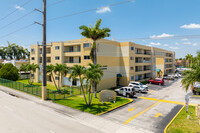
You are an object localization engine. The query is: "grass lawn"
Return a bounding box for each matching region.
[54,93,131,115]
[167,106,200,133]
[17,79,62,90]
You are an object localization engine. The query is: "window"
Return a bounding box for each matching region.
[55,56,60,60]
[31,57,35,60]
[55,46,60,50]
[83,43,90,48]
[55,77,59,80]
[130,56,134,60]
[69,46,73,52]
[69,57,74,63]
[78,45,81,52]
[131,46,134,51]
[84,56,90,60]
[130,76,134,80]
[31,49,35,52]
[130,66,134,70]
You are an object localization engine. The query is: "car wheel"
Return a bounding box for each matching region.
[159,83,161,86]
[149,82,152,84]
[138,90,142,93]
[126,94,130,98]
[196,92,200,95]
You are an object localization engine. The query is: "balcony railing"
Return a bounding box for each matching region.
[64,61,81,63]
[64,50,81,53]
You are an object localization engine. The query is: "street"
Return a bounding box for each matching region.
[0,90,103,133]
[102,78,200,133]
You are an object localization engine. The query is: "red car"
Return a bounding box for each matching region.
[148,78,164,85]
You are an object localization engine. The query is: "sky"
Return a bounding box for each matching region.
[0,0,200,58]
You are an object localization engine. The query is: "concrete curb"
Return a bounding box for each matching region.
[164,105,185,133]
[97,98,133,116]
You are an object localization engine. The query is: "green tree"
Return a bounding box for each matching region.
[69,65,88,105]
[182,52,200,91]
[0,62,4,69]
[185,54,193,68]
[54,64,70,91]
[79,19,110,97]
[19,64,29,79]
[46,64,58,91]
[26,63,40,85]
[0,63,19,81]
[85,63,103,105]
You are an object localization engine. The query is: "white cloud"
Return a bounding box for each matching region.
[193,43,198,46]
[181,38,188,41]
[149,42,161,46]
[180,23,200,29]
[15,5,25,10]
[163,44,168,46]
[96,6,111,13]
[150,33,174,39]
[175,42,179,45]
[170,46,179,50]
[183,42,192,45]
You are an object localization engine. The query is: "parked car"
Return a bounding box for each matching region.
[148,78,164,85]
[163,75,175,80]
[192,83,200,95]
[192,86,200,95]
[128,81,148,90]
[131,85,148,93]
[114,87,136,98]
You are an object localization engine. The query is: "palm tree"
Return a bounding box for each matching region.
[69,65,88,105]
[46,64,58,91]
[182,52,200,91]
[26,63,40,85]
[85,63,103,105]
[54,64,70,91]
[19,64,29,79]
[79,19,110,97]
[0,47,6,59]
[185,54,193,68]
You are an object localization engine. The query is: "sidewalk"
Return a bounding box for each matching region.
[0,85,152,133]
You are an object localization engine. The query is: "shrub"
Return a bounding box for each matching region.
[0,63,19,81]
[0,62,3,69]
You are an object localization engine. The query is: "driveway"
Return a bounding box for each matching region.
[102,78,200,133]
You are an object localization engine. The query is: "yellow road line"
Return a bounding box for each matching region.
[139,97,198,106]
[128,107,135,111]
[138,97,158,101]
[159,99,185,105]
[124,101,160,125]
[192,95,200,97]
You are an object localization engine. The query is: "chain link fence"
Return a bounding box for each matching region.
[0,78,86,100]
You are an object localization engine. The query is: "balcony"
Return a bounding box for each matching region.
[64,45,81,53]
[64,56,81,64]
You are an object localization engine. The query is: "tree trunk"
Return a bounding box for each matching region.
[79,77,88,105]
[89,83,94,105]
[51,73,58,91]
[93,41,98,98]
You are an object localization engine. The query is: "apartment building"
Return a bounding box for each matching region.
[30,38,175,91]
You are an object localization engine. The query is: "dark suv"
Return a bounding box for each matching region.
[192,86,200,95]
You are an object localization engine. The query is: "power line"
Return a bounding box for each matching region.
[47,0,133,21]
[0,0,33,22]
[0,23,35,39]
[0,10,35,30]
[47,0,67,7]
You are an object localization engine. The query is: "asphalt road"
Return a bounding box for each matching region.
[0,91,103,133]
[102,78,200,133]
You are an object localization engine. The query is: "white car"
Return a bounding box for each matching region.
[128,84,148,93]
[114,87,136,98]
[128,81,148,90]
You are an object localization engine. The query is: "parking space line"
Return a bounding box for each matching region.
[139,97,158,101]
[128,107,135,111]
[139,97,198,106]
[124,101,160,125]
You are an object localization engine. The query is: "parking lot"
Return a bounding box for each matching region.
[102,78,200,133]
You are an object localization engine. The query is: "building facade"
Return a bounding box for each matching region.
[30,38,175,91]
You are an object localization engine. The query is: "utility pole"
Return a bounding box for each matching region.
[42,0,47,100]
